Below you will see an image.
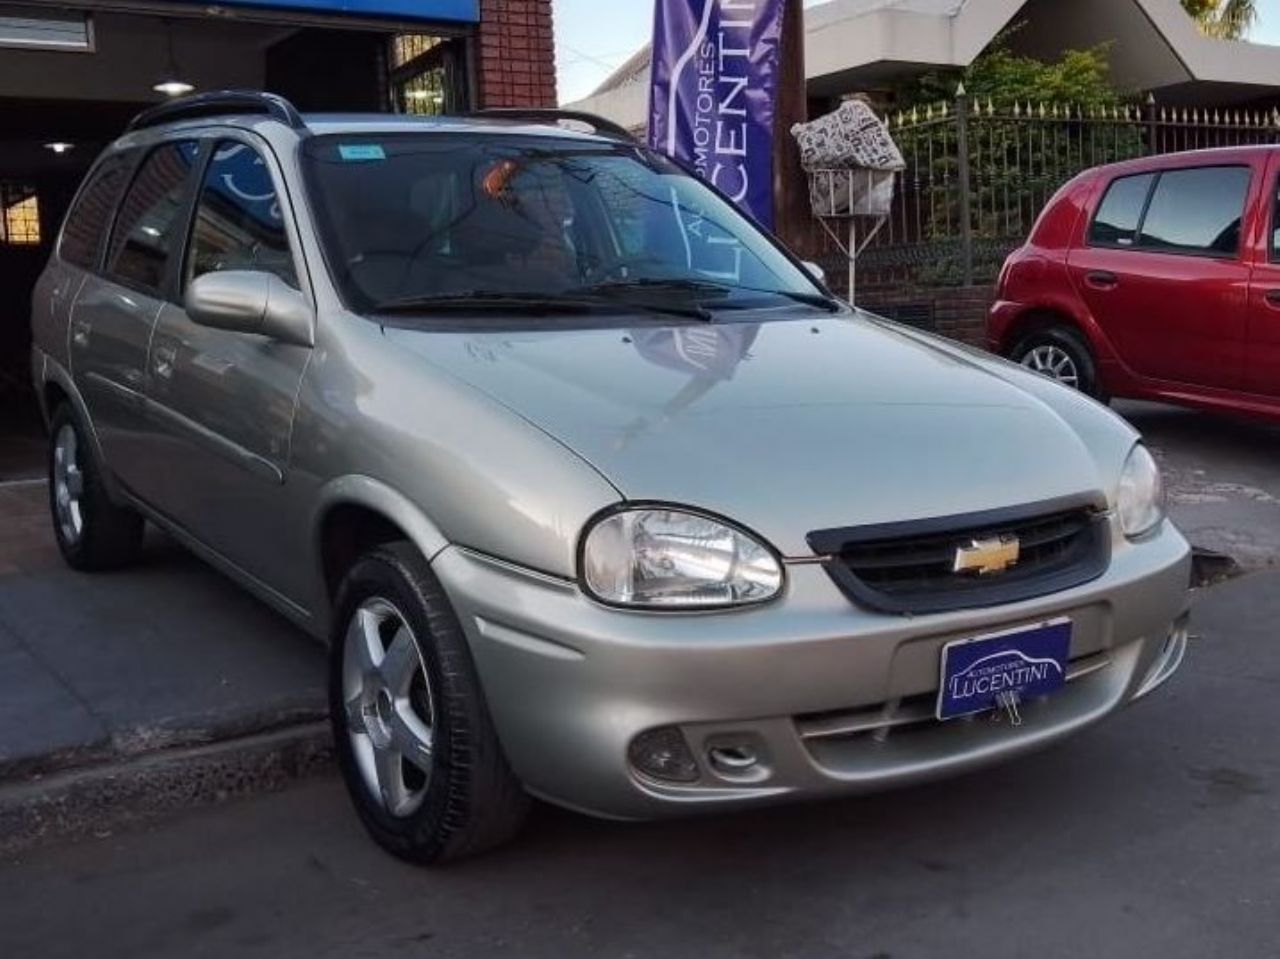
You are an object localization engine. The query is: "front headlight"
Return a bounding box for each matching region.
[1117,444,1166,538]
[581,507,784,609]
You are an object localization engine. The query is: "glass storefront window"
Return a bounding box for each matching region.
[0,184,40,246]
[390,34,466,116]
[391,34,442,69]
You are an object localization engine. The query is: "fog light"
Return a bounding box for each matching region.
[708,744,759,773]
[628,727,699,783]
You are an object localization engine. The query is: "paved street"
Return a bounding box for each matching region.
[1121,401,1280,572]
[1,570,1277,959]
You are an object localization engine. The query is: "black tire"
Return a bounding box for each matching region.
[328,541,529,864]
[47,403,144,572]
[1012,325,1109,402]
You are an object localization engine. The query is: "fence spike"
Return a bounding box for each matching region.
[1236,109,1244,125]
[986,97,995,116]
[1038,101,1047,118]
[1160,106,1168,122]
[1013,101,1021,117]
[910,105,919,123]
[973,97,981,116]
[925,103,933,120]
[939,99,949,117]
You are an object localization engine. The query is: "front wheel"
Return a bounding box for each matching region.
[1012,326,1108,402]
[329,542,529,863]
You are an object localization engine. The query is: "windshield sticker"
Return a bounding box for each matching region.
[338,144,387,162]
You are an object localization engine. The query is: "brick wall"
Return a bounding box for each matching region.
[476,0,556,108]
[856,285,995,349]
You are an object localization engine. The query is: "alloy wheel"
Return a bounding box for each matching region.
[52,423,86,545]
[341,598,436,818]
[1021,345,1081,389]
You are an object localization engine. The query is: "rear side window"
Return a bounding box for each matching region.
[60,153,134,269]
[105,141,200,293]
[1138,166,1251,257]
[1088,173,1153,247]
[187,141,298,289]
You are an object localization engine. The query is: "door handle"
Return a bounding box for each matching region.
[72,319,91,348]
[154,345,177,380]
[1265,289,1280,308]
[1085,270,1119,289]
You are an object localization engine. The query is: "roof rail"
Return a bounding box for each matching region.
[462,108,635,143]
[126,91,306,133]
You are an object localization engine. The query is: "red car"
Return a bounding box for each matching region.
[989,147,1280,420]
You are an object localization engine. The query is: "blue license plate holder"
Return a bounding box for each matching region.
[937,619,1072,721]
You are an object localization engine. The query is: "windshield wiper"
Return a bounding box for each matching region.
[371,290,711,322]
[370,292,606,315]
[579,277,732,295]
[578,278,842,313]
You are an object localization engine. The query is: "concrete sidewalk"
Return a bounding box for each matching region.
[0,481,327,848]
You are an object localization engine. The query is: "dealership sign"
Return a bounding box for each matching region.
[648,0,786,228]
[177,0,478,22]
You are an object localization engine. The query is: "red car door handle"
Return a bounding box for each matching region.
[1085,270,1119,289]
[1266,289,1280,308]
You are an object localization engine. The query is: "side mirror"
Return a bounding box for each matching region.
[185,270,313,348]
[802,260,827,286]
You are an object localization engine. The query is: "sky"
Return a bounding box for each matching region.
[553,0,1280,106]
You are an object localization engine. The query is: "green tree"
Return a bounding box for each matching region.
[1182,0,1257,39]
[898,39,1121,110]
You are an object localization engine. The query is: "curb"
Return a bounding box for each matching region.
[0,721,334,855]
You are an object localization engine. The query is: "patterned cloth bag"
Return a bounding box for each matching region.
[791,100,904,216]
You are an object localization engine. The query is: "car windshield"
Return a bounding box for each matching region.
[300,132,831,321]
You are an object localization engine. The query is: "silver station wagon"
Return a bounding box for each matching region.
[31,92,1191,863]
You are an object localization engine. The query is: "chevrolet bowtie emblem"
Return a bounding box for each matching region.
[953,535,1021,576]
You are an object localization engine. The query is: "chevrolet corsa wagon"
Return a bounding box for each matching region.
[31,92,1191,863]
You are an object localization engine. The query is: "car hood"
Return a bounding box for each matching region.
[383,314,1113,557]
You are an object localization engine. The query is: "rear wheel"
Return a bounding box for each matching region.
[1012,326,1107,401]
[329,541,528,863]
[48,403,144,571]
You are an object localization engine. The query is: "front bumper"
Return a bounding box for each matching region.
[437,520,1191,820]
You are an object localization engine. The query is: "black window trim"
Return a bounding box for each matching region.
[1269,168,1280,265]
[100,137,207,303]
[1087,163,1253,261]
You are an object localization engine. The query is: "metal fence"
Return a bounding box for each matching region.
[843,93,1280,291]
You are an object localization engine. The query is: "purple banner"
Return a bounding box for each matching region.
[648,0,786,229]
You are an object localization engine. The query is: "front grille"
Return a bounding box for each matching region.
[807,499,1110,614]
